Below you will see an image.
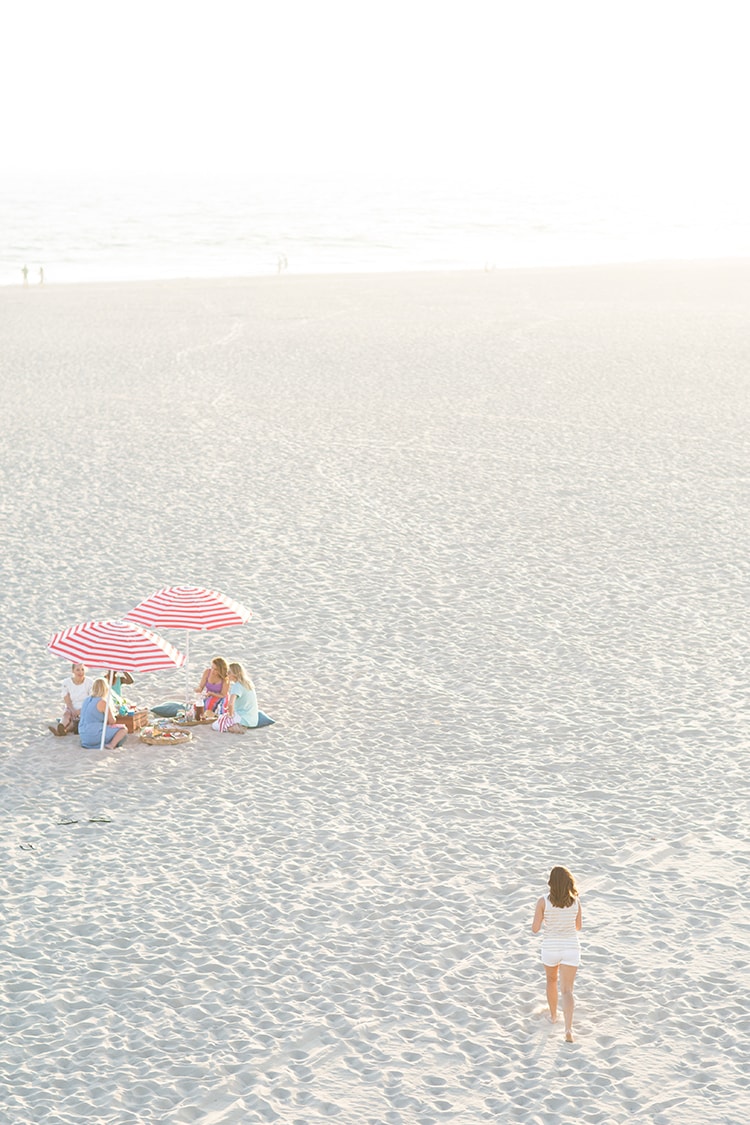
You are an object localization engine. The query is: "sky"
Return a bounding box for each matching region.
[1,0,748,195]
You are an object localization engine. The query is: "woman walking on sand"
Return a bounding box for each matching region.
[532,865,582,1042]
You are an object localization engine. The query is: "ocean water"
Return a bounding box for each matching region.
[1,172,748,287]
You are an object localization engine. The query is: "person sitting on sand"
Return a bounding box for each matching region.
[49,662,94,736]
[197,657,229,717]
[213,662,259,733]
[78,678,128,750]
[104,669,135,714]
[531,865,582,1043]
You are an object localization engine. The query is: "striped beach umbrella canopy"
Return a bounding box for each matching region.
[124,586,251,633]
[48,620,186,750]
[123,586,252,701]
[48,619,187,671]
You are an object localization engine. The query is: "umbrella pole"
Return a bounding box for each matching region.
[100,683,111,751]
[185,632,190,706]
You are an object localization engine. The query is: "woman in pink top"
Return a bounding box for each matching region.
[196,657,229,717]
[531,865,582,1042]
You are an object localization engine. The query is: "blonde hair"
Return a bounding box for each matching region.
[91,677,109,699]
[228,662,253,690]
[211,657,229,680]
[548,866,579,908]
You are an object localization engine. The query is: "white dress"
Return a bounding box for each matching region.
[540,896,581,967]
[62,675,93,712]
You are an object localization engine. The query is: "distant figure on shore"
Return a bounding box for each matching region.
[22,265,29,286]
[39,266,45,285]
[49,662,93,736]
[78,677,128,750]
[531,865,582,1042]
[213,661,259,732]
[277,253,288,274]
[196,657,229,717]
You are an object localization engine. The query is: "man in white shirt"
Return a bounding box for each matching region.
[49,663,94,736]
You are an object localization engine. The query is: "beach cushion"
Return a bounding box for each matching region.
[150,701,182,717]
[255,710,275,727]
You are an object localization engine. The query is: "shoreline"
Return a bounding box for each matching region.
[4,254,750,293]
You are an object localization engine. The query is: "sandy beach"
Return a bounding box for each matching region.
[1,262,748,1124]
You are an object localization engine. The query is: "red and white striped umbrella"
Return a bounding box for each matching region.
[48,619,187,672]
[123,586,252,702]
[124,586,251,633]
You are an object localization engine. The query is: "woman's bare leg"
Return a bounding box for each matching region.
[560,964,578,1040]
[544,965,559,1022]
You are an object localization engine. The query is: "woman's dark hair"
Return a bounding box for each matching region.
[548,866,579,908]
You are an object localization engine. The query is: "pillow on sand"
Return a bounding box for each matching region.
[255,710,275,728]
[150,702,182,718]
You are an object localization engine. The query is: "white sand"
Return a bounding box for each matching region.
[1,262,748,1124]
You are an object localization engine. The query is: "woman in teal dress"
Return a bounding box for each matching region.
[104,669,135,716]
